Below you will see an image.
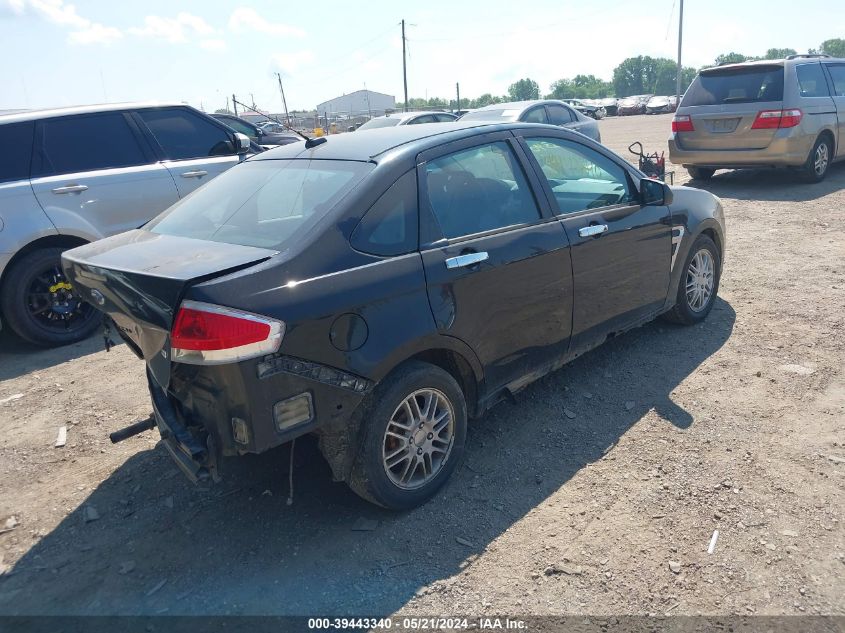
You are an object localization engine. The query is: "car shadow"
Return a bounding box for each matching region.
[684,161,845,202]
[0,300,735,616]
[0,329,111,382]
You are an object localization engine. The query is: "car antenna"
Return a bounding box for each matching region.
[231,96,327,148]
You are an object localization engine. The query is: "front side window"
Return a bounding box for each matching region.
[148,159,373,250]
[683,66,784,106]
[524,137,633,215]
[796,64,831,97]
[351,170,418,256]
[425,141,540,239]
[138,108,235,160]
[0,122,34,184]
[826,64,845,96]
[34,113,147,177]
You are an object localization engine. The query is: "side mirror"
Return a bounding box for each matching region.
[234,132,250,155]
[640,177,673,206]
[255,128,265,137]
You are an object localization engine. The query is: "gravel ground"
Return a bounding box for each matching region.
[0,114,843,618]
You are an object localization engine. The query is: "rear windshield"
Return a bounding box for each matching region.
[147,159,372,250]
[357,118,401,130]
[682,66,784,106]
[459,109,520,121]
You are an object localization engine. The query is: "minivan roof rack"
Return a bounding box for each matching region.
[786,53,831,60]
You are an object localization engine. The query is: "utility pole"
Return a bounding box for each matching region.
[675,0,684,102]
[455,82,460,112]
[276,72,291,127]
[401,19,408,112]
[232,94,238,116]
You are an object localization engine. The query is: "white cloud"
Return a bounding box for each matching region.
[229,7,304,38]
[7,0,122,44]
[199,38,227,52]
[129,12,215,43]
[271,50,314,74]
[69,22,122,45]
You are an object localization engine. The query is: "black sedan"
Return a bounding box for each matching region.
[212,113,300,147]
[63,122,726,509]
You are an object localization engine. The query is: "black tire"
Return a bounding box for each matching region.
[0,247,100,346]
[661,234,721,326]
[686,166,716,181]
[348,361,467,510]
[801,136,832,183]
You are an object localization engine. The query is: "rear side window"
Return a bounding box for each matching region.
[351,171,418,256]
[147,160,373,250]
[826,65,845,96]
[523,107,549,124]
[682,66,784,106]
[796,64,830,97]
[0,122,34,183]
[219,116,256,137]
[425,141,540,239]
[34,113,147,177]
[138,108,235,160]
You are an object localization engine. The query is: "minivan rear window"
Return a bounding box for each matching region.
[147,159,372,250]
[682,66,784,106]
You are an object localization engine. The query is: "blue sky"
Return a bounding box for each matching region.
[1,0,841,112]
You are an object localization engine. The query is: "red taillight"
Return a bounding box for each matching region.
[672,114,694,132]
[751,109,802,129]
[171,301,284,364]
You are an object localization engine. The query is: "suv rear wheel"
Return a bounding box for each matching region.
[802,136,832,183]
[686,166,715,181]
[348,361,467,509]
[0,247,100,346]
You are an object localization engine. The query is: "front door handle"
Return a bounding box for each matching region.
[51,184,88,194]
[445,251,489,269]
[579,224,608,238]
[181,170,208,179]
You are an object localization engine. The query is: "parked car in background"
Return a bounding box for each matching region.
[646,95,679,114]
[357,111,458,130]
[459,100,601,142]
[600,97,619,116]
[0,102,252,346]
[669,55,844,182]
[617,96,644,116]
[212,113,300,147]
[63,120,725,509]
[562,99,606,119]
[257,121,290,134]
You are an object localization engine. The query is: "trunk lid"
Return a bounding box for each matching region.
[62,230,276,386]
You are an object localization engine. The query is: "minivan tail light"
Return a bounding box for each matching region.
[751,109,803,129]
[671,115,694,132]
[170,300,284,365]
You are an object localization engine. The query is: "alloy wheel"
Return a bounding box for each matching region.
[26,263,94,332]
[382,388,455,490]
[685,249,715,313]
[814,143,829,177]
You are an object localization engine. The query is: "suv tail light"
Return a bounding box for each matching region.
[170,300,284,365]
[672,115,694,132]
[751,109,802,129]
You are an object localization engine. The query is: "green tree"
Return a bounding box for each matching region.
[764,48,797,59]
[714,52,750,65]
[471,93,499,107]
[612,56,694,97]
[820,38,845,57]
[508,78,540,101]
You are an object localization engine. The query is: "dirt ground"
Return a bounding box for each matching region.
[0,114,843,618]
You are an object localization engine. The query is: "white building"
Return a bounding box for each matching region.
[316,90,396,117]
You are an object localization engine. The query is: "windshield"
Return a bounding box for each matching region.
[147,159,372,250]
[357,117,401,130]
[683,66,784,106]
[459,109,521,121]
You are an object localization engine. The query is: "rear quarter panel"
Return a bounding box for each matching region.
[0,180,59,278]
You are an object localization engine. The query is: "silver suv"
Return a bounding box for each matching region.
[669,55,845,182]
[0,102,252,346]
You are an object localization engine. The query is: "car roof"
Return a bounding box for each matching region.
[252,120,576,163]
[369,111,453,122]
[473,100,567,113]
[0,101,190,125]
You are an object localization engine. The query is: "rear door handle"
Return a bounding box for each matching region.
[51,184,88,194]
[181,170,208,179]
[579,224,608,238]
[445,252,489,269]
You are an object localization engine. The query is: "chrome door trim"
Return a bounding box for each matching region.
[578,224,608,238]
[51,184,89,194]
[445,252,489,269]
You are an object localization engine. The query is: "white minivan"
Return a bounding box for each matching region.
[0,102,254,346]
